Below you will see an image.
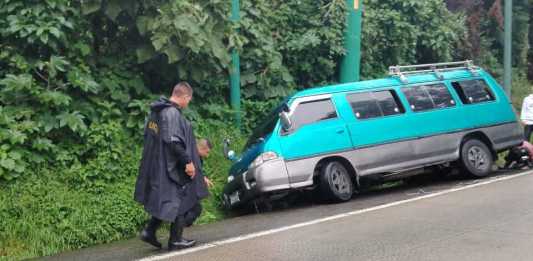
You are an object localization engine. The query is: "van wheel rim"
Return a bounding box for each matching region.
[467,146,488,170]
[331,165,350,194]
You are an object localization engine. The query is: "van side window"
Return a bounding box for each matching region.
[402,86,434,112]
[291,99,337,129]
[374,90,406,116]
[402,84,455,112]
[347,90,404,119]
[451,80,495,104]
[425,84,456,108]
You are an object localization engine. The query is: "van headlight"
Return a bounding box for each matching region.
[227,175,235,183]
[250,151,278,168]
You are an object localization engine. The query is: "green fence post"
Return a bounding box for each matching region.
[230,0,241,128]
[504,0,513,97]
[340,0,363,83]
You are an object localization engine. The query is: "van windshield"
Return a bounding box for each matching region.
[244,101,287,149]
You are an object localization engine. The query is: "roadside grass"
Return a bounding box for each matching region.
[193,121,247,225]
[0,175,148,260]
[0,122,246,260]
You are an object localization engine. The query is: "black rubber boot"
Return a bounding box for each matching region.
[168,215,196,251]
[140,217,162,249]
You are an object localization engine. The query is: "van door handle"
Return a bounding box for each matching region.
[336,129,345,134]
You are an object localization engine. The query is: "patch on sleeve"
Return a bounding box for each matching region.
[148,120,159,134]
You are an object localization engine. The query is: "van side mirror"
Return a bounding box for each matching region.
[223,138,237,161]
[282,103,290,112]
[279,111,292,131]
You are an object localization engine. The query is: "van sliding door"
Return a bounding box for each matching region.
[401,83,465,165]
[343,89,416,175]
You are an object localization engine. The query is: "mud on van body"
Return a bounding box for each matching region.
[222,61,523,209]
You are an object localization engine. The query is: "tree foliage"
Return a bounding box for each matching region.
[0,0,154,181]
[445,0,532,77]
[362,0,464,77]
[527,0,533,81]
[0,0,467,181]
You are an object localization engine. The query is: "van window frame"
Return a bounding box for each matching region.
[401,82,457,113]
[281,94,339,135]
[450,78,497,105]
[345,89,406,121]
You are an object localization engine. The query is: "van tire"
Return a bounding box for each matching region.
[319,161,353,202]
[460,139,493,178]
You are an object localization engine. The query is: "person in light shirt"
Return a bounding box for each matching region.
[520,94,533,141]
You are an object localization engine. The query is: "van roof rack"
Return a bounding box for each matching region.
[389,60,479,83]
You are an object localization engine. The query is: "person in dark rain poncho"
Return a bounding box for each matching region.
[134,82,207,251]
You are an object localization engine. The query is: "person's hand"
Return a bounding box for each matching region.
[204,176,214,188]
[185,163,196,178]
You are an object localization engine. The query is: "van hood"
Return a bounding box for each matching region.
[228,141,265,177]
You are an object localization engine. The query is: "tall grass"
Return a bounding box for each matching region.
[0,122,247,260]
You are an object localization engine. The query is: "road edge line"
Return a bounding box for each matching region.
[139,171,532,261]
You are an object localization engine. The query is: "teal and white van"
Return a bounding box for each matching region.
[222,61,523,209]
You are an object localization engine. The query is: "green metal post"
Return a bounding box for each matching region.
[504,0,512,97]
[230,0,241,128]
[340,0,363,83]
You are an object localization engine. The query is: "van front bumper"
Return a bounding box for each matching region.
[222,158,290,209]
[222,170,260,209]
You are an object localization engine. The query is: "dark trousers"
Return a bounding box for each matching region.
[525,125,533,142]
[145,215,186,242]
[184,203,202,227]
[145,216,162,234]
[144,204,201,241]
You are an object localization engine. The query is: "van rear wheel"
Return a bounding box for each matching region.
[460,139,493,178]
[319,161,353,202]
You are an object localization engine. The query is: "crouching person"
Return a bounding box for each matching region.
[503,141,533,169]
[134,82,202,251]
[183,139,214,227]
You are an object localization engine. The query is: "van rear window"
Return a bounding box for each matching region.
[402,84,455,112]
[347,90,405,120]
[451,80,495,104]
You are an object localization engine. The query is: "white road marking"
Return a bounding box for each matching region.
[139,171,532,261]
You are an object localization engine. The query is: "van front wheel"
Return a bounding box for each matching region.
[460,139,493,178]
[319,161,353,202]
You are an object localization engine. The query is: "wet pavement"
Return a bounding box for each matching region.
[40,169,531,261]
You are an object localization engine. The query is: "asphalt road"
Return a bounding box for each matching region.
[42,169,533,261]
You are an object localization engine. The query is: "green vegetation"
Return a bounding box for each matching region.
[0,0,532,260]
